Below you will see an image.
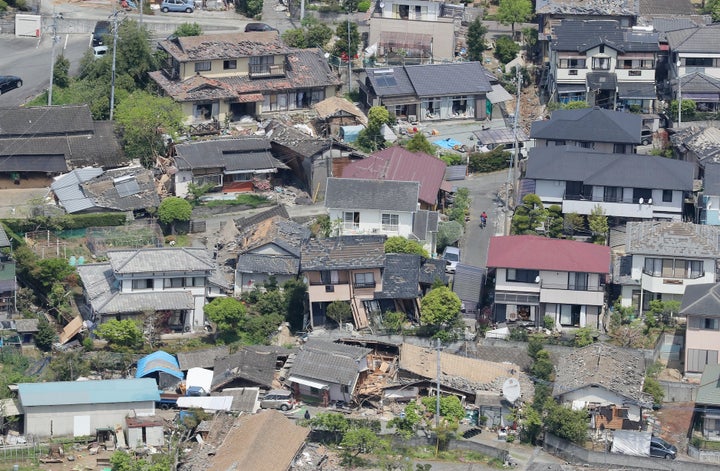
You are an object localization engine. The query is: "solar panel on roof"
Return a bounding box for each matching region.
[115,177,140,197]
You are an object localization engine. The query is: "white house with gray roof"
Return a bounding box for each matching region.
[681,284,720,375]
[325,178,419,238]
[615,221,720,313]
[77,248,230,332]
[524,145,693,219]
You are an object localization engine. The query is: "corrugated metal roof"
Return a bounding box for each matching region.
[444,165,467,181]
[136,351,183,380]
[487,235,611,273]
[697,363,720,406]
[51,167,105,214]
[18,378,160,407]
[176,395,233,411]
[0,224,12,248]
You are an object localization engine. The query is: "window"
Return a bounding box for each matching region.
[644,258,662,276]
[164,278,185,288]
[579,141,594,149]
[381,213,399,231]
[633,187,652,203]
[559,304,581,326]
[604,186,622,202]
[592,57,610,70]
[343,211,360,230]
[705,318,720,330]
[685,57,714,67]
[341,384,350,393]
[568,272,588,290]
[132,279,153,290]
[686,348,719,373]
[599,45,605,53]
[553,140,566,146]
[629,70,641,77]
[506,269,539,283]
[662,190,673,203]
[354,272,375,288]
[223,60,237,70]
[558,58,586,68]
[194,61,211,72]
[614,144,627,153]
[568,69,578,75]
[689,260,703,278]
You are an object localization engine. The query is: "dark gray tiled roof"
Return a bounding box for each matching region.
[325,178,419,212]
[300,235,386,271]
[366,67,416,97]
[404,62,492,97]
[672,125,720,162]
[0,104,93,136]
[704,162,720,195]
[678,72,720,94]
[526,146,694,191]
[211,387,259,412]
[667,25,720,53]
[14,318,39,333]
[236,253,299,275]
[641,0,696,16]
[552,20,659,53]
[376,253,421,299]
[211,347,277,390]
[680,283,720,317]
[626,221,720,258]
[531,107,641,143]
[176,346,231,370]
[235,205,289,229]
[419,258,447,285]
[553,343,649,405]
[108,248,215,274]
[536,0,638,15]
[652,17,700,33]
[175,137,287,172]
[289,340,371,386]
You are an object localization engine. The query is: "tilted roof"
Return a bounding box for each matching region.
[18,378,160,407]
[237,215,310,257]
[536,0,638,16]
[341,146,446,206]
[107,248,215,274]
[211,347,277,390]
[376,253,421,299]
[158,32,291,62]
[696,363,720,406]
[300,235,386,271]
[176,346,230,370]
[667,24,720,53]
[680,283,720,317]
[552,20,658,53]
[487,235,611,273]
[626,221,720,258]
[552,343,649,405]
[288,340,371,386]
[236,253,299,275]
[174,137,287,172]
[530,108,642,144]
[525,146,694,191]
[325,178,419,213]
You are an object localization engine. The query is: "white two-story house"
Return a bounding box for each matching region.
[681,283,720,375]
[548,20,659,111]
[487,236,610,330]
[77,248,230,332]
[524,146,694,220]
[615,221,720,314]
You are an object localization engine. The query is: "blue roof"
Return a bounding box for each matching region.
[18,378,160,407]
[136,351,184,380]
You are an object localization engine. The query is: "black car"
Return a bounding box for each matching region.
[244,22,276,32]
[0,75,22,95]
[92,21,111,47]
[649,436,677,460]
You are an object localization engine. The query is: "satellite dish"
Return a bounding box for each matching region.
[502,377,521,403]
[648,198,653,205]
[534,275,540,284]
[639,197,644,205]
[379,2,384,7]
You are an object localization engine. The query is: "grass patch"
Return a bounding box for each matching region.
[203,194,270,208]
[397,446,503,466]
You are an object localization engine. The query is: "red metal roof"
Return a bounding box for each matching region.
[487,236,610,273]
[341,147,446,206]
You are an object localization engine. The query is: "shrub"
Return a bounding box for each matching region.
[468,147,510,173]
[494,36,520,64]
[357,0,370,11]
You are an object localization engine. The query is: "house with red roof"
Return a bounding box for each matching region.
[341,146,447,209]
[487,236,610,331]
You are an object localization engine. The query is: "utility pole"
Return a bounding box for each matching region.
[677,59,682,128]
[435,337,441,428]
[347,15,352,95]
[300,0,304,21]
[512,67,523,208]
[109,9,121,121]
[47,13,61,106]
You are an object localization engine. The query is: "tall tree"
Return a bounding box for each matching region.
[404,132,436,155]
[546,204,564,238]
[96,319,143,351]
[511,194,546,235]
[588,204,609,245]
[332,20,361,58]
[326,301,353,327]
[205,297,247,335]
[497,0,533,38]
[420,286,461,328]
[357,106,390,152]
[385,236,429,258]
[466,18,488,62]
[115,91,184,167]
[157,197,192,234]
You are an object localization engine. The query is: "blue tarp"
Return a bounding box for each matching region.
[136,351,184,381]
[434,138,463,150]
[340,125,364,143]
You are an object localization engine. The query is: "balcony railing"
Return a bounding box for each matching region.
[563,192,647,204]
[642,269,705,280]
[353,281,376,289]
[541,281,605,291]
[249,63,285,78]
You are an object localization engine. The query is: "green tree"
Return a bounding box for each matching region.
[544,401,588,445]
[439,153,463,166]
[34,258,75,296]
[707,0,720,21]
[283,278,307,331]
[466,18,488,62]
[588,204,608,245]
[332,20,361,58]
[420,286,461,328]
[648,299,681,326]
[174,22,203,36]
[282,28,307,48]
[382,311,406,333]
[531,349,554,381]
[35,318,56,352]
[511,194,546,235]
[468,147,511,173]
[574,327,596,347]
[357,105,390,152]
[643,376,664,407]
[404,132,436,155]
[497,0,533,37]
[546,205,564,238]
[385,236,429,257]
[494,35,521,64]
[157,197,192,234]
[236,0,263,17]
[670,99,696,120]
[49,351,90,381]
[437,221,463,255]
[522,27,538,51]
[242,312,284,344]
[388,402,421,438]
[421,395,465,423]
[527,333,545,359]
[519,404,543,444]
[115,91,184,167]
[305,21,333,48]
[563,212,585,238]
[96,319,143,350]
[308,412,349,443]
[340,427,388,459]
[205,297,247,336]
[563,100,590,110]
[53,54,70,88]
[326,300,353,327]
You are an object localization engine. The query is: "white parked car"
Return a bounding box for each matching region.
[442,246,460,274]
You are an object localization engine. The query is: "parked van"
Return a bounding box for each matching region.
[260,389,295,411]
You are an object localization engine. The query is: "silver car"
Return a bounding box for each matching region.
[260,390,295,411]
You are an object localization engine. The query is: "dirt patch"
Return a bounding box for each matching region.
[655,401,694,454]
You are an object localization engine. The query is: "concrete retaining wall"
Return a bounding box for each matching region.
[659,380,697,403]
[689,444,720,464]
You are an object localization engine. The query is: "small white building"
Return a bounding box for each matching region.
[18,378,160,438]
[126,416,165,448]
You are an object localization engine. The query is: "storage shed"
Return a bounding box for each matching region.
[136,351,184,390]
[18,378,160,438]
[126,416,164,448]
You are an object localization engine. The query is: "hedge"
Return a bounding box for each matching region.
[2,212,127,234]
